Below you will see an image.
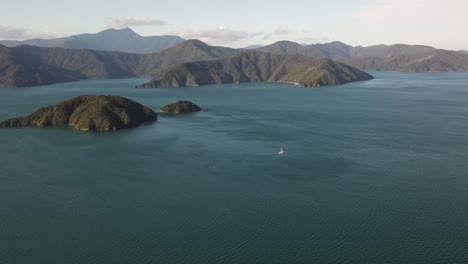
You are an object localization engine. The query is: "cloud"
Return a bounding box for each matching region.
[0,25,64,40]
[262,27,291,41]
[177,27,262,45]
[106,17,166,29]
[273,28,290,35]
[298,36,318,43]
[296,36,334,45]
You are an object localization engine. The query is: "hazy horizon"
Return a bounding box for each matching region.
[1,0,467,50]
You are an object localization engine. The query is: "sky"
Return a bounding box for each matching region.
[1,0,467,50]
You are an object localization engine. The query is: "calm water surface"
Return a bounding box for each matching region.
[1,72,468,263]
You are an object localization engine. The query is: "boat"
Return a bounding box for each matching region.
[278,147,284,155]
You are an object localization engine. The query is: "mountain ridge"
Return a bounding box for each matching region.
[0,28,184,54]
[0,39,240,87]
[2,37,468,88]
[255,41,468,72]
[137,51,374,88]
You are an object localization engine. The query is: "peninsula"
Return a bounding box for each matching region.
[136,51,374,88]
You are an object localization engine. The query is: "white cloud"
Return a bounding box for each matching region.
[106,17,166,29]
[273,28,290,35]
[177,27,262,45]
[262,28,291,40]
[262,28,291,41]
[295,35,335,45]
[297,36,318,43]
[0,25,64,40]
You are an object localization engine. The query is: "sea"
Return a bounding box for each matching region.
[1,72,468,263]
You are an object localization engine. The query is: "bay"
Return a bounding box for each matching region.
[1,72,468,263]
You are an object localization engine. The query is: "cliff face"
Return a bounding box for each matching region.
[0,95,157,131]
[136,51,374,88]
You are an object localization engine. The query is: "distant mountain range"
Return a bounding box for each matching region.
[137,51,373,88]
[0,40,371,88]
[2,29,468,88]
[0,28,184,54]
[255,41,468,72]
[0,40,239,87]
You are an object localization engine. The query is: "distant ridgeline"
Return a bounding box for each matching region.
[0,28,184,54]
[255,41,468,72]
[1,29,468,88]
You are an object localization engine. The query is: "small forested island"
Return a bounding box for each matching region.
[136,51,374,88]
[160,101,201,113]
[0,95,157,131]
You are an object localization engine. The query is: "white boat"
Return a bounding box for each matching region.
[278,147,284,155]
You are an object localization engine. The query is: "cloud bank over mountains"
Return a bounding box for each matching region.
[105,17,167,29]
[176,27,262,45]
[1,0,468,50]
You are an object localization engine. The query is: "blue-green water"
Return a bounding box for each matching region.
[1,72,468,263]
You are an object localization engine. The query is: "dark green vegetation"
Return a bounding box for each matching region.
[0,44,140,87]
[137,51,374,88]
[138,39,238,77]
[160,101,201,113]
[2,34,467,88]
[0,40,237,87]
[0,95,157,131]
[0,28,184,54]
[256,41,468,72]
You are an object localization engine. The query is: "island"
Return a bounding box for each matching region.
[0,95,157,131]
[136,51,374,88]
[160,101,201,113]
